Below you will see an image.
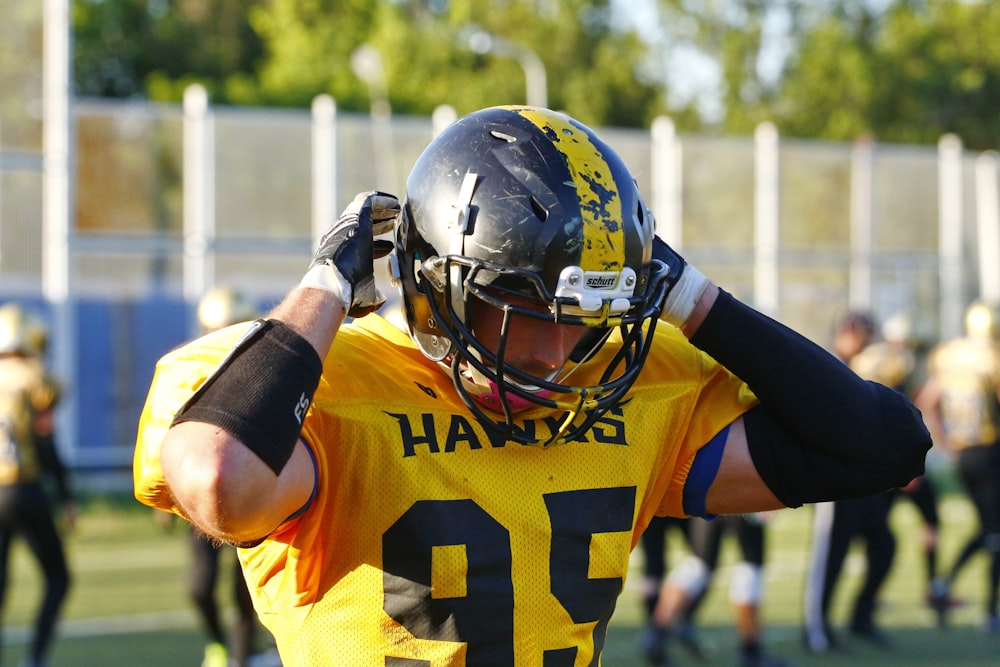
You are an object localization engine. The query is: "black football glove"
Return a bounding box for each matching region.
[652,235,688,293]
[301,191,399,318]
[651,235,710,327]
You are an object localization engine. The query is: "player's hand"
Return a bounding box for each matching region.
[652,235,710,327]
[301,191,399,318]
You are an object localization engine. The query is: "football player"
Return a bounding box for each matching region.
[0,303,73,667]
[917,300,1000,632]
[852,312,951,625]
[650,513,790,667]
[134,106,930,666]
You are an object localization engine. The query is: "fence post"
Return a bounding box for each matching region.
[754,122,780,317]
[938,133,964,340]
[850,136,875,310]
[312,95,337,246]
[651,116,682,250]
[976,151,1000,304]
[183,83,215,327]
[432,105,457,138]
[43,0,78,463]
[0,117,3,270]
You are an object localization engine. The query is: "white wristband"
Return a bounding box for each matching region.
[300,263,352,312]
[660,264,710,327]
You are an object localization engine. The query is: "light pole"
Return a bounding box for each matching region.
[351,44,398,191]
[462,27,548,109]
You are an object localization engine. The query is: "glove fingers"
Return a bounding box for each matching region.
[348,279,386,318]
[371,218,397,237]
[369,193,400,236]
[309,190,399,318]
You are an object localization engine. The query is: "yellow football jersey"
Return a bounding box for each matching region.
[926,336,1000,450]
[0,356,54,485]
[134,315,757,666]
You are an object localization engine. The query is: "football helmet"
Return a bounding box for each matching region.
[965,300,1000,339]
[0,303,48,357]
[197,287,259,333]
[393,106,669,445]
[881,312,912,345]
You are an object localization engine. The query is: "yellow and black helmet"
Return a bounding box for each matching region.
[965,300,1000,339]
[197,287,258,333]
[393,106,667,444]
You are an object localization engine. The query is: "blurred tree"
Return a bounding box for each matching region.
[71,0,667,127]
[647,0,827,133]
[67,0,1000,146]
[776,0,1000,150]
[768,4,879,140]
[73,0,263,101]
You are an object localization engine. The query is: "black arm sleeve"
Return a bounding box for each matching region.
[688,290,931,507]
[173,319,323,476]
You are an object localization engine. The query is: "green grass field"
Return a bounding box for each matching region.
[4,470,999,666]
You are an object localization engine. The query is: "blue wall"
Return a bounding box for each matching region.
[75,296,191,462]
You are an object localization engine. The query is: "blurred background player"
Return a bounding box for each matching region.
[851,311,953,624]
[190,287,281,667]
[649,514,792,667]
[916,300,1000,632]
[804,310,896,652]
[0,303,75,667]
[637,516,699,666]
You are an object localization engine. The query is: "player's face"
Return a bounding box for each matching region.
[835,325,872,361]
[468,292,590,381]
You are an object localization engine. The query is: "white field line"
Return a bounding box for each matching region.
[5,609,196,644]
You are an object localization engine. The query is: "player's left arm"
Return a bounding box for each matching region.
[701,417,783,514]
[664,272,931,515]
[161,287,339,545]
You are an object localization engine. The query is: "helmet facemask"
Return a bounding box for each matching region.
[413,252,668,446]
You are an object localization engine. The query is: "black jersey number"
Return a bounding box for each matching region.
[382,487,636,666]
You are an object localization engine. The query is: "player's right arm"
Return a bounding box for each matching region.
[159,286,341,545]
[154,192,399,545]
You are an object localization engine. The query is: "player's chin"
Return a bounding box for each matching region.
[470,378,554,414]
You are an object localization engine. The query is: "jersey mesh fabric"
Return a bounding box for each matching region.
[927,336,1000,450]
[134,315,756,666]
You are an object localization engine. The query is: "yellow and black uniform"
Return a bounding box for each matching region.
[853,335,944,619]
[926,336,1000,451]
[925,333,1000,626]
[136,314,756,666]
[0,355,64,487]
[0,373,39,487]
[0,354,72,666]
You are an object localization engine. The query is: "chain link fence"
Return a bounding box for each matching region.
[0,97,984,467]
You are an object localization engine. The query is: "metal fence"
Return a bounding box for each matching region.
[1,91,995,468]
